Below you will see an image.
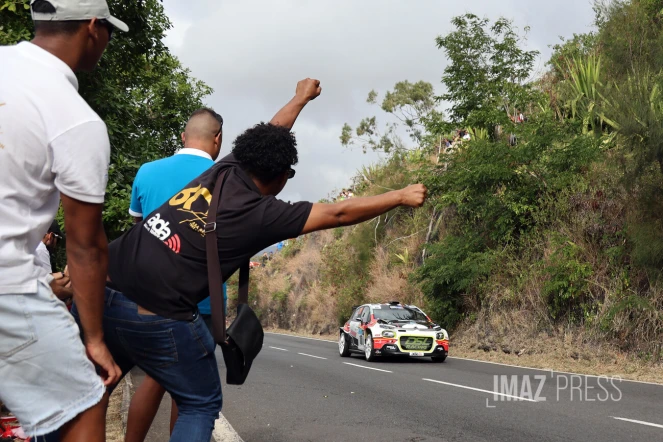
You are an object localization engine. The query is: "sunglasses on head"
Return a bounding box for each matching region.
[288,169,296,179]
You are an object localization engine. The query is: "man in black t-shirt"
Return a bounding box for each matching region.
[96,123,427,442]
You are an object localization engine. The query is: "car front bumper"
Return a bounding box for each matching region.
[376,344,448,358]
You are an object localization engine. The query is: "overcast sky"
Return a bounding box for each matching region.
[160,0,596,204]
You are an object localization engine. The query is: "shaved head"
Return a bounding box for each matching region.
[181,107,224,160]
[184,108,223,142]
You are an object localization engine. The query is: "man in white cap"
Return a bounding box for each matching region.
[0,1,128,440]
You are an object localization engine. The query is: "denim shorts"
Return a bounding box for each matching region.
[0,281,105,437]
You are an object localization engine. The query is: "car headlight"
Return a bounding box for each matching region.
[436,331,448,340]
[382,331,395,338]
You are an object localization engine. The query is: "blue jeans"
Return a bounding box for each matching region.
[71,288,222,442]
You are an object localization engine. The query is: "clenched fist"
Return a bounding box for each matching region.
[399,184,427,208]
[295,78,321,102]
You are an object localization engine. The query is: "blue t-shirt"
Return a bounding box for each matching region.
[129,149,226,314]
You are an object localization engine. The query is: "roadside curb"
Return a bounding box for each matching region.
[120,371,133,435]
[213,413,244,442]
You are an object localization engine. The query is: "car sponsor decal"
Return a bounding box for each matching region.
[401,336,432,350]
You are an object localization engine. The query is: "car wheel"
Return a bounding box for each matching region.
[431,355,447,363]
[339,332,350,357]
[364,333,376,362]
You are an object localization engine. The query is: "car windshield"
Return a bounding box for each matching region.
[373,306,428,323]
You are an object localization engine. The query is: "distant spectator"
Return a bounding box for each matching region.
[35,220,74,305]
[35,220,62,273]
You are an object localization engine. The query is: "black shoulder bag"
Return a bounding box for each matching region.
[205,169,264,385]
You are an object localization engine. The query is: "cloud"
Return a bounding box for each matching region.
[161,0,596,202]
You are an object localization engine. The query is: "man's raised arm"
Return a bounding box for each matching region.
[301,184,427,234]
[270,78,322,129]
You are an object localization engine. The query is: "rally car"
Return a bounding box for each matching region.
[339,302,449,362]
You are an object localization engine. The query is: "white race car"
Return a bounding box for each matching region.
[339,302,449,362]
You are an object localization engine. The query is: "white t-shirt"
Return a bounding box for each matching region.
[0,42,110,294]
[35,241,52,274]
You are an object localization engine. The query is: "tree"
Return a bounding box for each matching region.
[547,33,599,81]
[340,80,442,154]
[595,0,663,80]
[1,0,213,239]
[436,14,539,128]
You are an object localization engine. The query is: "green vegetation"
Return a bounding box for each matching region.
[1,0,212,244]
[256,1,663,359]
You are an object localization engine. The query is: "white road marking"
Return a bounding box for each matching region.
[269,346,288,351]
[266,331,336,343]
[423,378,537,402]
[611,417,663,429]
[213,413,243,442]
[343,362,393,373]
[298,352,327,360]
[265,332,663,387]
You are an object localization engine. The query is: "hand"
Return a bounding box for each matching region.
[399,184,427,208]
[295,78,321,102]
[50,273,73,301]
[85,341,122,386]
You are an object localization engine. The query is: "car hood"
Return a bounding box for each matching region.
[390,322,436,331]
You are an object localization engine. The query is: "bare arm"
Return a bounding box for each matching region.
[133,216,143,224]
[61,194,120,385]
[270,78,321,129]
[301,184,427,235]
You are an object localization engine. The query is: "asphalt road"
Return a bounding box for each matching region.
[217,332,663,442]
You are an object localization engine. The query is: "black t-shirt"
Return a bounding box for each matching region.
[108,154,313,320]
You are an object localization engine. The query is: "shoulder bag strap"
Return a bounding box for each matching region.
[205,169,251,344]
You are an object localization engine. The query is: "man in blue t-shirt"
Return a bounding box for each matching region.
[129,107,228,321]
[125,78,323,442]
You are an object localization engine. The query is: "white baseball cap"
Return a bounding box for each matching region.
[31,0,129,33]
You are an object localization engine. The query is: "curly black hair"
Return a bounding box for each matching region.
[232,123,298,183]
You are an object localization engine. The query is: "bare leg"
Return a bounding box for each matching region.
[59,391,110,442]
[125,375,166,442]
[169,399,178,435]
